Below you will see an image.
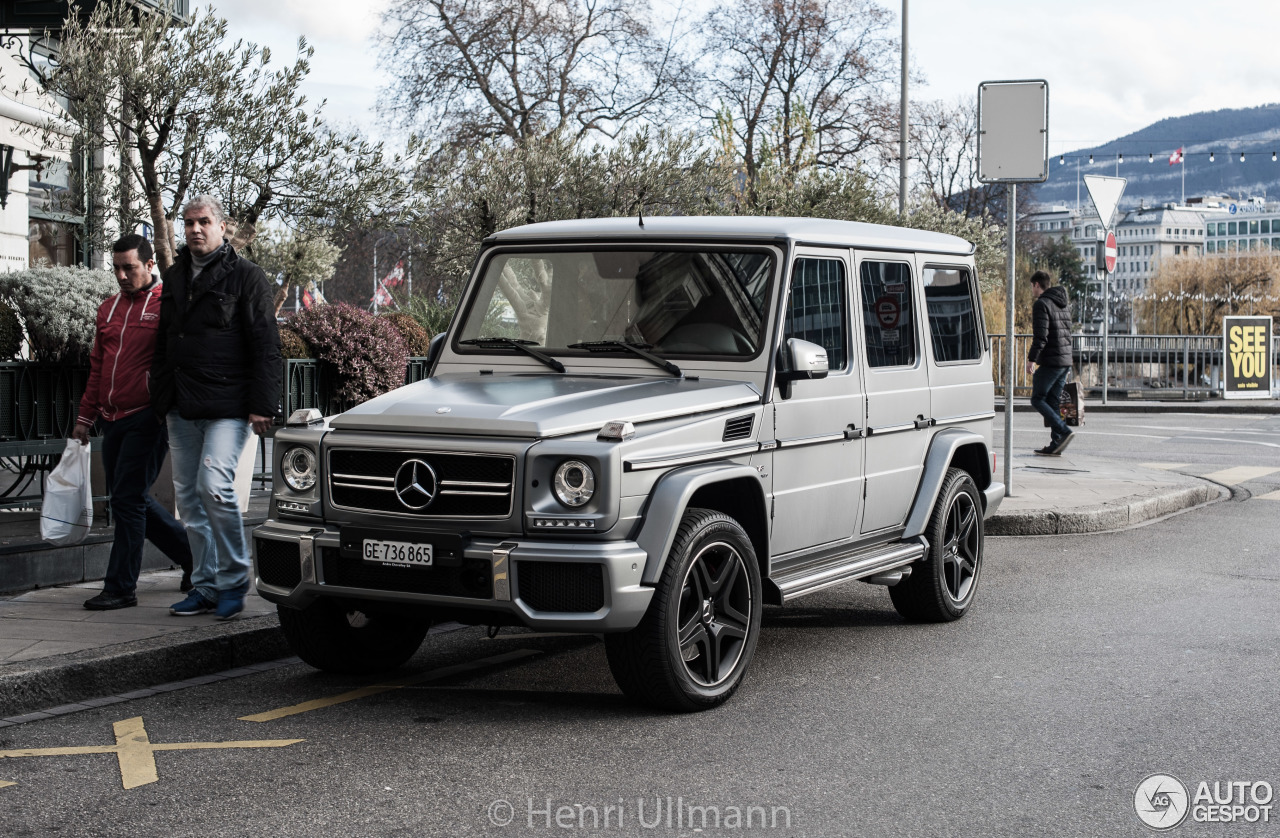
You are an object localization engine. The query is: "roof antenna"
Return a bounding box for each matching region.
[637,201,644,229]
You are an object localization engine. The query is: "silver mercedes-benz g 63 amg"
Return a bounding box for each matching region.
[254,216,1003,711]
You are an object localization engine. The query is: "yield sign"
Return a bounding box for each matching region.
[1103,232,1117,273]
[1083,174,1126,230]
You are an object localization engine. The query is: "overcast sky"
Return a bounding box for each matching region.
[208,0,1280,156]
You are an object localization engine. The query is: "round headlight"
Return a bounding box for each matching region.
[282,446,317,492]
[553,460,595,507]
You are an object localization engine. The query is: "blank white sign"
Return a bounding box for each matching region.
[978,81,1048,182]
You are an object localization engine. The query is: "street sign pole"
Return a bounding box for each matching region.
[977,79,1049,499]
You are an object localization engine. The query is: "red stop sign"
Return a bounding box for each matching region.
[1104,231,1117,273]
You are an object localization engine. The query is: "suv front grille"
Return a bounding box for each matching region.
[320,547,493,598]
[516,562,605,613]
[328,449,515,518]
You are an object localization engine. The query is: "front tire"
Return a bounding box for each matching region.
[605,509,762,712]
[890,468,983,622]
[278,599,431,674]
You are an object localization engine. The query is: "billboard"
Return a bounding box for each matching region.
[1223,316,1273,399]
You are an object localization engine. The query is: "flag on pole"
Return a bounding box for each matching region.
[382,260,405,287]
[301,288,314,310]
[372,285,392,307]
[1168,147,1183,165]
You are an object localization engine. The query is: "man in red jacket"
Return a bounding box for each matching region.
[74,234,193,610]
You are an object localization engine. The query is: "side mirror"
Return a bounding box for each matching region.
[776,338,829,398]
[426,332,446,374]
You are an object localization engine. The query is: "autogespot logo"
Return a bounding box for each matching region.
[394,459,438,510]
[1135,774,1190,830]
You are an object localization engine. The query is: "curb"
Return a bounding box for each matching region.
[987,482,1223,536]
[0,614,288,719]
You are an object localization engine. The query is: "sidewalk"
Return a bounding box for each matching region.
[997,396,1280,414]
[0,448,1227,720]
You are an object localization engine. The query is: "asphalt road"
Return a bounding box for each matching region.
[2,412,1278,837]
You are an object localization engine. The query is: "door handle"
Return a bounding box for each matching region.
[913,416,933,430]
[844,424,865,440]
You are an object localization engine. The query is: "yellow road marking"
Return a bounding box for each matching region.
[1140,463,1190,471]
[241,649,542,723]
[0,716,302,790]
[1202,466,1280,485]
[1255,489,1280,501]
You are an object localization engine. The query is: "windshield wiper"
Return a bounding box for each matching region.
[568,340,682,378]
[458,338,565,373]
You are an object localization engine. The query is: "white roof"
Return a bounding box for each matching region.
[489,216,975,255]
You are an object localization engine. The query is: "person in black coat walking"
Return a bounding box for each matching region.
[151,194,282,620]
[1025,270,1075,455]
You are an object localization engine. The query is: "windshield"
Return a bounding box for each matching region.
[456,248,775,357]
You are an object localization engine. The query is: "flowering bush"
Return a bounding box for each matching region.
[289,302,407,402]
[0,267,117,363]
[278,326,313,358]
[0,301,21,360]
[380,311,432,356]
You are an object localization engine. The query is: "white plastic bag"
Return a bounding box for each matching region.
[40,440,93,546]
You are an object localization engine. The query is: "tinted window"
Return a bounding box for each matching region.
[923,267,983,362]
[784,258,848,371]
[860,261,917,368]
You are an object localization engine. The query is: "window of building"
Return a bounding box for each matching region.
[1228,240,1237,252]
[1218,222,1227,235]
[785,258,849,371]
[1207,241,1216,253]
[1250,220,1260,234]
[923,267,982,363]
[1262,220,1271,234]
[1229,222,1237,235]
[860,261,916,368]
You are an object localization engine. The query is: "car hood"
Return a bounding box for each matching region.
[327,373,763,438]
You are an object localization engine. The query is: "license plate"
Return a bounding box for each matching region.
[362,539,433,567]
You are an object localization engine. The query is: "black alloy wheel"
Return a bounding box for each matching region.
[605,508,762,711]
[890,468,984,622]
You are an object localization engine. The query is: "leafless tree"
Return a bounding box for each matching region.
[378,0,690,146]
[698,0,898,204]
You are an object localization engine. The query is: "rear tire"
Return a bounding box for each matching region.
[605,508,762,712]
[278,599,431,674]
[890,468,983,622]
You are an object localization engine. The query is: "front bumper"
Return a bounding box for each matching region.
[251,519,654,632]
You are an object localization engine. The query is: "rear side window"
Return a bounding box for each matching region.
[784,257,848,371]
[923,266,983,362]
[860,261,916,368]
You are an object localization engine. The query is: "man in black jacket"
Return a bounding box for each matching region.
[1025,270,1074,455]
[152,194,282,620]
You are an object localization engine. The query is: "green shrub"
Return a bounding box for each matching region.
[289,302,408,403]
[380,311,432,356]
[278,326,313,358]
[0,301,22,360]
[0,267,117,363]
[402,294,456,339]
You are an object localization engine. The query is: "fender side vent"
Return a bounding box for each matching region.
[722,414,754,441]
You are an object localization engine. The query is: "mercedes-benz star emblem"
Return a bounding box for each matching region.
[394,459,438,510]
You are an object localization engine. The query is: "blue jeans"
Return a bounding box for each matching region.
[1030,365,1072,442]
[100,410,192,595]
[166,414,252,602]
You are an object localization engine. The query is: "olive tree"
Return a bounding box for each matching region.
[26,1,410,271]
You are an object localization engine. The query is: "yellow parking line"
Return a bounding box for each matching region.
[240,649,542,722]
[1255,489,1280,501]
[1202,466,1280,485]
[1139,463,1190,471]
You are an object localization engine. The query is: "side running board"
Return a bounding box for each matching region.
[772,541,926,603]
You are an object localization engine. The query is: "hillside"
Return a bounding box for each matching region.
[1034,104,1280,208]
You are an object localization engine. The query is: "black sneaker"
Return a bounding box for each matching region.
[84,591,138,610]
[1052,431,1075,455]
[1033,444,1058,456]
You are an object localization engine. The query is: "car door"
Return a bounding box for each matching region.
[856,253,932,534]
[770,250,865,556]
